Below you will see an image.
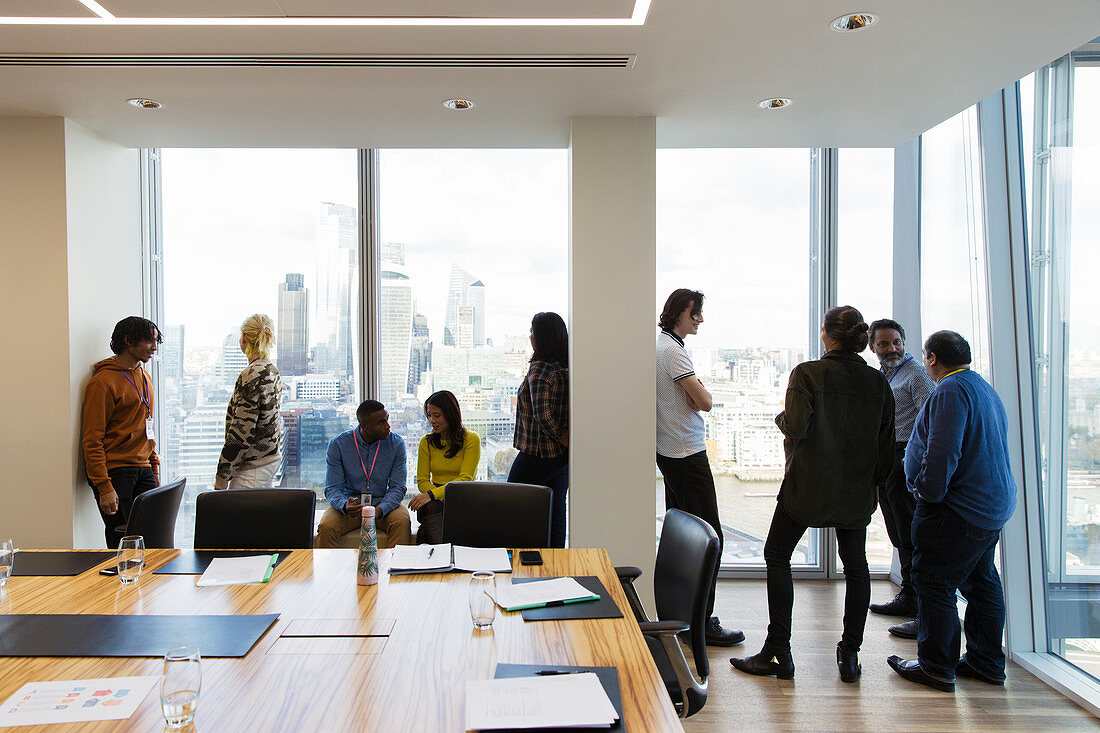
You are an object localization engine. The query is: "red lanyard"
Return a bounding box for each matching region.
[120,368,151,417]
[353,431,381,492]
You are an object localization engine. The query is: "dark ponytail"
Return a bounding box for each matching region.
[823,305,869,353]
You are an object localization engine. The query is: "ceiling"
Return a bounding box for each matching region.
[0,0,1097,149]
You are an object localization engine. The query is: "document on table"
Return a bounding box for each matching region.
[389,543,453,573]
[0,676,159,727]
[465,672,618,730]
[487,577,599,611]
[452,546,511,573]
[196,554,277,586]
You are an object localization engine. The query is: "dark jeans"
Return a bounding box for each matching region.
[912,501,1006,682]
[416,499,445,545]
[508,452,569,548]
[878,444,917,595]
[763,502,870,653]
[92,466,157,549]
[656,450,723,618]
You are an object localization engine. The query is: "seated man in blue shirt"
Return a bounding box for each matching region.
[316,399,412,549]
[888,331,1017,693]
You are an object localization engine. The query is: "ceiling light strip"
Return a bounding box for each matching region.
[75,0,114,19]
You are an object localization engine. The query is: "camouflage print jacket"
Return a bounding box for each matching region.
[214,359,283,488]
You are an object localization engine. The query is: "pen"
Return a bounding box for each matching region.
[535,670,586,676]
[427,547,435,559]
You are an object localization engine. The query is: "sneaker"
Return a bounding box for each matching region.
[706,616,745,646]
[869,592,918,617]
[888,619,919,639]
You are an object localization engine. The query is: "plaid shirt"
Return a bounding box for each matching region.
[513,360,569,459]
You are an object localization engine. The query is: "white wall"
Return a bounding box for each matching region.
[0,118,75,549]
[64,119,144,548]
[569,117,657,607]
[0,117,142,549]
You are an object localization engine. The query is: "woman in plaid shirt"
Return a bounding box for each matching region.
[508,312,570,547]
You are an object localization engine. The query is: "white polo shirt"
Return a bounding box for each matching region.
[656,330,706,458]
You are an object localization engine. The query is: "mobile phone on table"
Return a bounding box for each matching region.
[519,550,543,566]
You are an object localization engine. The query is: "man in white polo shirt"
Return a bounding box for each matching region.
[656,288,743,646]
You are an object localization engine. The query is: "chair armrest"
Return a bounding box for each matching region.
[639,620,691,637]
[615,565,643,582]
[614,566,650,623]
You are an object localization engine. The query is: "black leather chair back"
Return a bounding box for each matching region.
[193,488,316,550]
[654,509,720,679]
[120,477,186,549]
[442,481,551,548]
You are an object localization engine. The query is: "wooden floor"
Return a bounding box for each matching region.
[684,579,1098,732]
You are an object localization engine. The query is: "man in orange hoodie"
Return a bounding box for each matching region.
[82,316,163,548]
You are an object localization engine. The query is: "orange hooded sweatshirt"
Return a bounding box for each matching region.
[81,357,159,496]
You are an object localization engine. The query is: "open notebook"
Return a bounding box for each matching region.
[388,544,512,574]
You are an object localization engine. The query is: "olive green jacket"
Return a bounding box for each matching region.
[775,351,895,529]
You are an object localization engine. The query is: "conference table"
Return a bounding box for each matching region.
[0,548,683,732]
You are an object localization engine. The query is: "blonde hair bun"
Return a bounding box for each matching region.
[240,313,275,361]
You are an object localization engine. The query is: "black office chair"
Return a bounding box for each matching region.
[113,476,186,549]
[616,509,719,718]
[442,481,551,548]
[193,488,316,550]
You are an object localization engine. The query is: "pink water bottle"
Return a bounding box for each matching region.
[357,501,379,586]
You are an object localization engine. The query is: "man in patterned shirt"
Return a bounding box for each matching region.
[866,319,935,628]
[656,288,743,647]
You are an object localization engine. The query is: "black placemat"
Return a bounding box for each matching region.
[153,550,292,575]
[0,614,279,658]
[515,576,623,621]
[493,663,622,731]
[11,551,115,576]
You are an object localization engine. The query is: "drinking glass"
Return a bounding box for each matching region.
[161,646,201,729]
[116,535,144,585]
[0,540,13,587]
[469,571,496,629]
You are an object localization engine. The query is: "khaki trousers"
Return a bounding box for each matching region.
[315,504,412,549]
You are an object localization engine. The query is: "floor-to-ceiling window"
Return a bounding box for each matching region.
[375,150,568,512]
[657,149,813,568]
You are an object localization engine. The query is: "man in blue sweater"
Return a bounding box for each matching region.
[888,331,1017,693]
[317,399,412,549]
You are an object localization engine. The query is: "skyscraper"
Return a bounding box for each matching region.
[314,202,357,377]
[218,332,249,386]
[380,263,414,405]
[160,324,185,383]
[443,264,486,347]
[408,312,432,394]
[277,273,309,376]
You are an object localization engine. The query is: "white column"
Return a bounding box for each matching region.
[568,117,657,606]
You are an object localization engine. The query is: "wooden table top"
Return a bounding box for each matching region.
[0,548,683,732]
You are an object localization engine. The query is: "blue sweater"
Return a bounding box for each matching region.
[904,369,1017,530]
[324,429,407,517]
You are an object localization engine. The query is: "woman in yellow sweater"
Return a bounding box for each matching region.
[410,390,481,544]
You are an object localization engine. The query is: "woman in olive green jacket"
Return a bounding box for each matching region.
[732,305,895,683]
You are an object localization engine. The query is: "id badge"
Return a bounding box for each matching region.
[145,418,156,442]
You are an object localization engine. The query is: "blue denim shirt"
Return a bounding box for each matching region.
[324,429,407,517]
[904,369,1017,530]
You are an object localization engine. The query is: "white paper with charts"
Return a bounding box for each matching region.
[0,676,159,727]
[465,672,618,730]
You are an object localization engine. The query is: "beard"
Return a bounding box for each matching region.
[879,354,904,368]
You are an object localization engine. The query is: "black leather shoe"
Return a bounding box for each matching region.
[888,619,918,639]
[731,647,795,679]
[836,643,861,683]
[956,656,1005,686]
[887,655,954,692]
[869,592,918,617]
[706,617,745,646]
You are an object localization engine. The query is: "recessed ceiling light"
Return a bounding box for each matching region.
[127,98,162,109]
[442,98,475,111]
[830,13,878,32]
[757,97,792,110]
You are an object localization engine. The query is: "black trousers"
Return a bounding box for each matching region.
[656,450,723,618]
[763,502,870,653]
[92,466,157,549]
[878,444,916,595]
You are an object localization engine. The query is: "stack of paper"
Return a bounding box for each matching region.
[196,554,277,586]
[487,577,599,611]
[452,546,511,573]
[389,544,454,574]
[465,672,619,730]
